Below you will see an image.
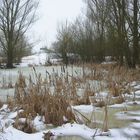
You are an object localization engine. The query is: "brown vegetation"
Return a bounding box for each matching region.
[3,64,139,133]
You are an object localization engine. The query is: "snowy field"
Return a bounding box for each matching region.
[0,101,140,140]
[0,54,140,140]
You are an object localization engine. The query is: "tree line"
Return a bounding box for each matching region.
[52,0,140,68]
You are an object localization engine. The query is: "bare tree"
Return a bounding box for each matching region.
[105,0,140,68]
[0,0,39,68]
[86,0,109,62]
[55,22,73,65]
[14,34,32,64]
[132,0,139,67]
[107,0,128,65]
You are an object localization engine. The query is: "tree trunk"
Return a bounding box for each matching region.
[6,55,14,68]
[132,0,139,68]
[6,46,14,68]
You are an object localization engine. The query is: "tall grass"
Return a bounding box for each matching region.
[2,64,140,133]
[14,69,76,128]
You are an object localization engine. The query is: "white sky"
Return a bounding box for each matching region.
[28,0,84,52]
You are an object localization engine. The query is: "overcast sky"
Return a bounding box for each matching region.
[29,0,84,52]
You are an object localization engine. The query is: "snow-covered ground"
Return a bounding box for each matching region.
[21,52,62,67]
[21,53,47,67]
[0,54,140,140]
[0,100,140,140]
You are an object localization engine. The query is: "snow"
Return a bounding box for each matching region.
[21,53,47,67]
[98,92,108,97]
[134,85,140,90]
[51,123,94,139]
[127,100,140,105]
[8,110,24,119]
[72,105,94,113]
[109,103,128,108]
[94,129,128,140]
[127,110,140,115]
[0,104,8,111]
[131,123,140,129]
[117,115,140,121]
[2,123,139,140]
[3,126,43,140]
[33,116,46,131]
[115,108,140,124]
[0,54,140,139]
[122,127,140,137]
[0,102,140,140]
[135,90,140,95]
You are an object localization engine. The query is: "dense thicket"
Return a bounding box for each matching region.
[52,0,140,68]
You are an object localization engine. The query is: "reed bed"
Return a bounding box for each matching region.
[2,64,139,133]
